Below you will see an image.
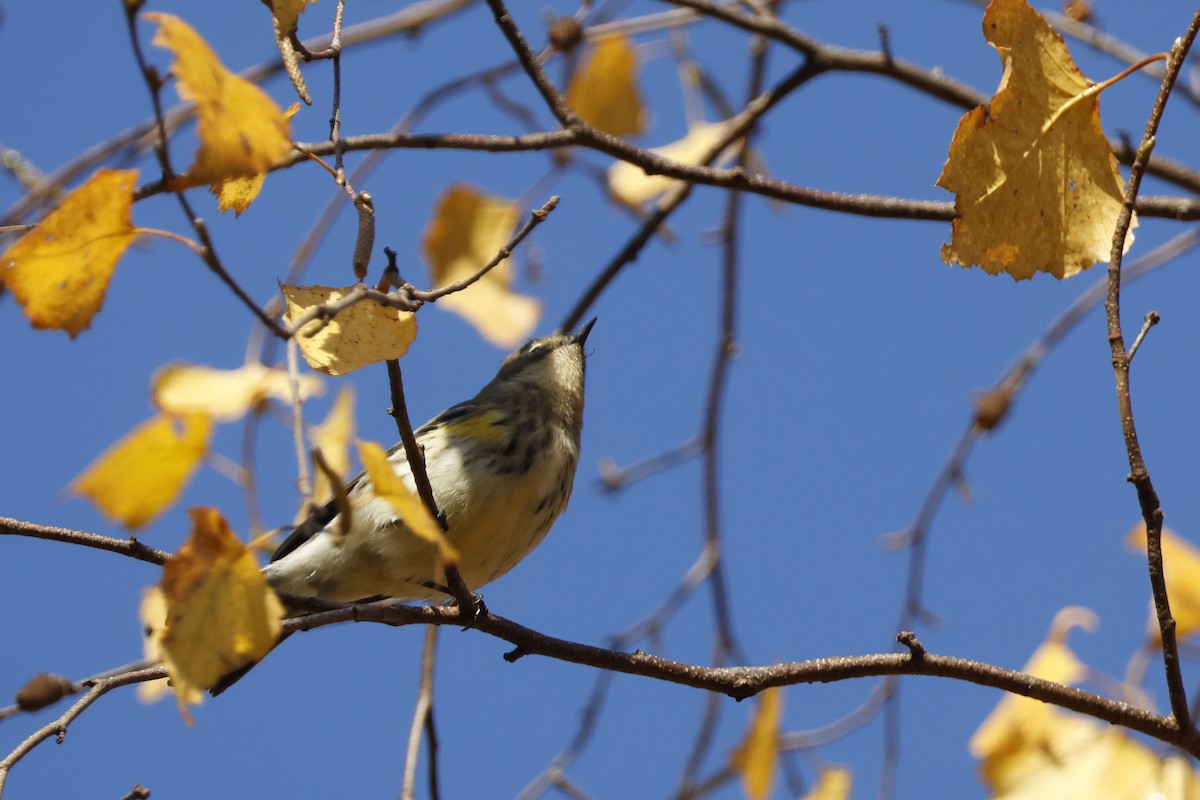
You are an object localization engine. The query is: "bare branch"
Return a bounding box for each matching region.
[0,666,166,794]
[0,517,169,566]
[1103,13,1200,738]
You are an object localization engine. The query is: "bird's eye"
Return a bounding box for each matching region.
[521,341,543,356]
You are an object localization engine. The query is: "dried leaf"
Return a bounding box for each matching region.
[730,686,782,800]
[609,121,731,207]
[0,169,138,337]
[970,607,1100,792]
[138,587,173,703]
[357,440,457,562]
[152,362,323,421]
[282,284,418,376]
[977,715,1200,798]
[211,174,265,217]
[565,34,645,136]
[72,413,212,529]
[211,103,300,215]
[936,0,1133,280]
[803,765,852,800]
[146,13,292,186]
[158,508,284,720]
[421,185,540,348]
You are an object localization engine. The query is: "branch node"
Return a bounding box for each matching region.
[897,631,926,660]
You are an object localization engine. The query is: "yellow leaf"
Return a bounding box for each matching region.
[72,413,212,529]
[1126,523,1200,641]
[971,607,1100,793]
[152,362,323,421]
[146,13,292,186]
[307,386,355,510]
[936,0,1133,280]
[137,587,173,704]
[211,174,265,217]
[421,185,540,348]
[0,169,138,337]
[803,765,852,800]
[565,34,645,137]
[210,105,299,215]
[282,284,418,376]
[977,716,1200,798]
[357,440,458,562]
[730,686,782,800]
[268,0,317,36]
[609,121,731,207]
[158,508,284,720]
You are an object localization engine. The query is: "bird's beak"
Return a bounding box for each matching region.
[572,317,597,346]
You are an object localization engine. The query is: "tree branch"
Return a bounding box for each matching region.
[1103,12,1200,740]
[0,517,169,566]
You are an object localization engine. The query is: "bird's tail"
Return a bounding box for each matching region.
[208,631,294,697]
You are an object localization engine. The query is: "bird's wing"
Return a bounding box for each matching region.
[417,399,479,432]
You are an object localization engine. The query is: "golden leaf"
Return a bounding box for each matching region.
[1126,523,1200,642]
[565,34,646,137]
[936,0,1133,280]
[137,587,173,703]
[730,686,783,800]
[152,362,323,421]
[609,121,731,207]
[146,13,292,186]
[157,508,284,720]
[72,413,211,529]
[282,284,418,376]
[307,386,355,510]
[268,0,317,36]
[211,103,299,215]
[211,174,265,217]
[977,715,1200,798]
[421,185,540,348]
[803,765,852,800]
[358,440,457,562]
[971,607,1102,793]
[0,169,138,337]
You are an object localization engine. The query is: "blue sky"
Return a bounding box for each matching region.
[3,1,1199,797]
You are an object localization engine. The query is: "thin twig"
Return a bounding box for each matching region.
[383,359,476,612]
[416,196,560,301]
[401,625,439,800]
[2,0,475,228]
[286,339,314,512]
[282,197,560,337]
[120,6,287,338]
[0,667,166,794]
[595,438,704,493]
[1126,311,1161,363]
[0,517,169,566]
[516,672,614,800]
[1103,14,1200,739]
[874,227,1200,791]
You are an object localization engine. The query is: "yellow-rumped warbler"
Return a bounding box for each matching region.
[263,317,595,604]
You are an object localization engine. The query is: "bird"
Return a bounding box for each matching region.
[211,318,595,694]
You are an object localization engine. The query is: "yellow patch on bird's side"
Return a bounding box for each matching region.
[440,408,508,445]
